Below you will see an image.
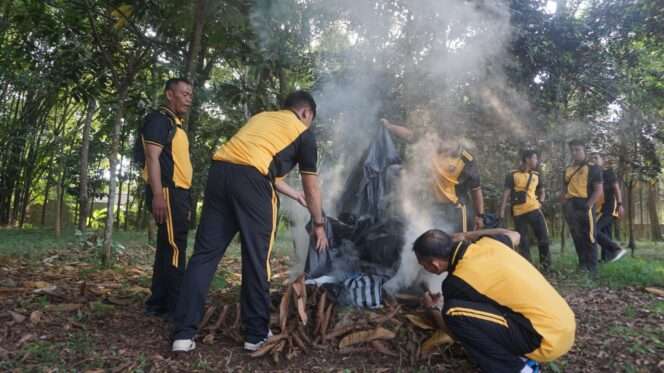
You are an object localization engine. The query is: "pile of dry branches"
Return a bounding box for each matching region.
[196,274,455,364]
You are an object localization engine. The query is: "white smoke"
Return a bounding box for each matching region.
[251,0,525,291]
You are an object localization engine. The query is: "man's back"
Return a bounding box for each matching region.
[213,110,317,179]
[445,236,575,361]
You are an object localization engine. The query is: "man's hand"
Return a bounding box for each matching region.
[617,204,625,218]
[295,191,308,208]
[312,225,329,252]
[152,192,167,224]
[423,291,442,309]
[474,216,484,230]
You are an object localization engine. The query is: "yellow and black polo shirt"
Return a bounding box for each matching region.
[432,149,480,205]
[443,235,576,362]
[564,162,602,201]
[505,170,542,216]
[213,110,317,179]
[596,168,619,217]
[141,107,192,189]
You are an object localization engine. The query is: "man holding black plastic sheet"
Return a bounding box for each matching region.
[415,228,575,373]
[381,119,485,232]
[499,150,551,271]
[171,91,328,353]
[561,139,603,273]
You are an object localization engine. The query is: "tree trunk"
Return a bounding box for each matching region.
[184,0,207,83]
[79,99,96,231]
[135,184,145,229]
[647,181,662,241]
[639,180,644,226]
[123,175,133,231]
[115,153,124,229]
[102,83,130,266]
[41,170,53,226]
[560,217,566,254]
[54,169,65,238]
[627,179,636,254]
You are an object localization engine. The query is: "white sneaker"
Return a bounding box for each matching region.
[609,248,627,263]
[172,339,196,352]
[244,330,273,352]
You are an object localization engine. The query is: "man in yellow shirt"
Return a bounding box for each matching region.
[172,91,328,353]
[562,139,603,273]
[381,119,485,232]
[414,228,575,372]
[141,78,193,319]
[499,150,550,271]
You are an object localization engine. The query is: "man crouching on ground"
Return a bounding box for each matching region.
[414,228,575,373]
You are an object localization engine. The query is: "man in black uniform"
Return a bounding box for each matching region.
[499,150,551,271]
[172,91,328,353]
[590,152,627,263]
[561,139,603,273]
[141,78,193,318]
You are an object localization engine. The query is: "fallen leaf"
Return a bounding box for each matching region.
[645,287,664,297]
[46,303,83,312]
[338,327,396,348]
[24,281,51,289]
[125,286,150,295]
[16,334,34,347]
[249,334,288,357]
[202,334,215,345]
[371,340,398,357]
[405,314,435,330]
[32,285,60,297]
[421,330,454,354]
[104,296,132,306]
[30,311,43,324]
[8,311,26,324]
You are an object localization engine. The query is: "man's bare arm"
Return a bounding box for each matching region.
[145,144,167,224]
[587,182,603,210]
[301,173,328,251]
[453,228,521,248]
[381,119,415,142]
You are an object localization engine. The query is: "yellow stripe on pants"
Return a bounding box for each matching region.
[163,188,180,268]
[587,209,595,244]
[446,307,509,328]
[266,186,278,280]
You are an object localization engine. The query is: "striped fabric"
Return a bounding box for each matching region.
[342,274,387,309]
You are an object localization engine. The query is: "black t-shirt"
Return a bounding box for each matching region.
[602,168,617,213]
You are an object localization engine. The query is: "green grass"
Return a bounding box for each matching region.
[546,242,664,288]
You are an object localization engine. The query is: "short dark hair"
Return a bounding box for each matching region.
[568,139,585,148]
[520,149,538,163]
[164,78,192,92]
[282,90,317,119]
[413,229,454,260]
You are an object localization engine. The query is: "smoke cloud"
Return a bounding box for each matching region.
[251,0,531,291]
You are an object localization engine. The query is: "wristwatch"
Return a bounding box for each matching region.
[313,218,326,227]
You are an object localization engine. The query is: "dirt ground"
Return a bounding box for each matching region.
[1,247,663,372]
